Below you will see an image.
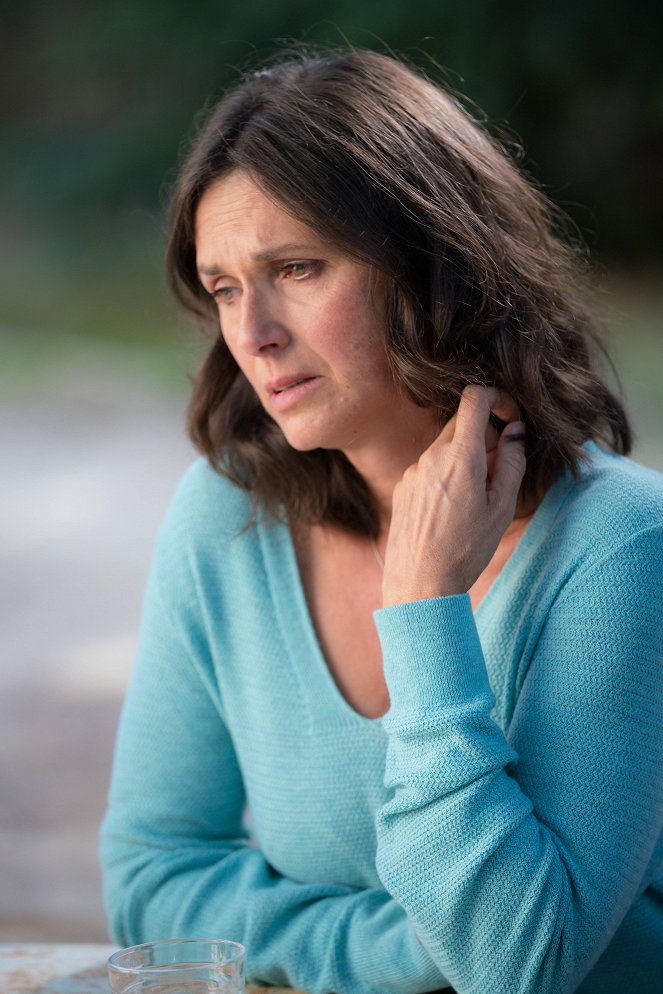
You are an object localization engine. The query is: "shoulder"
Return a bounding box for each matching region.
[556,443,662,534]
[160,457,255,542]
[151,458,264,588]
[547,443,663,581]
[581,442,663,506]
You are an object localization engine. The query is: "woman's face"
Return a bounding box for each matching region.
[194,171,436,459]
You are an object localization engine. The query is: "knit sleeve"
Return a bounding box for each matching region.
[100,539,449,994]
[373,523,663,994]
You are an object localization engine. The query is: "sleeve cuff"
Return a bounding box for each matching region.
[374,595,490,713]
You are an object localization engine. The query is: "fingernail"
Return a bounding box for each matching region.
[503,421,526,441]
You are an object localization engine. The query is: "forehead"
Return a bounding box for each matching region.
[195,171,322,265]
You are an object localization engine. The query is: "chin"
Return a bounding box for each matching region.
[281,432,333,453]
[277,417,341,454]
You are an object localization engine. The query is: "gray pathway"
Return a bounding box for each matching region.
[1,348,194,941]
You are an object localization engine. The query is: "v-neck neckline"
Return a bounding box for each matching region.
[262,520,387,726]
[260,457,576,723]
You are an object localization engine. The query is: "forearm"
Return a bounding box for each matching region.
[374,583,663,994]
[101,816,448,994]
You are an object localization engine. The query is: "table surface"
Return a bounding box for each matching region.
[0,944,306,994]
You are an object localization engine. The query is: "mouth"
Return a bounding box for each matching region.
[266,373,318,395]
[266,374,321,411]
[273,377,314,394]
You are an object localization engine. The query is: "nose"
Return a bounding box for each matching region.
[234,287,290,356]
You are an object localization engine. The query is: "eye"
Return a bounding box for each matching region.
[210,286,237,305]
[279,261,320,280]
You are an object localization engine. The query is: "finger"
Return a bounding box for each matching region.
[437,410,457,445]
[485,416,502,454]
[487,390,521,426]
[453,386,519,444]
[488,420,527,509]
[430,386,519,456]
[446,387,496,481]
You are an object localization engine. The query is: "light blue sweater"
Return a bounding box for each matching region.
[101,443,663,994]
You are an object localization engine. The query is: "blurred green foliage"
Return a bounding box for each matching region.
[1,0,662,354]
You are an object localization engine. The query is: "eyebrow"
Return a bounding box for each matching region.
[197,243,322,277]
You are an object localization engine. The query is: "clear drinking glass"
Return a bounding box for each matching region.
[107,938,246,994]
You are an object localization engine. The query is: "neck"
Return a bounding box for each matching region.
[342,416,439,534]
[342,422,540,544]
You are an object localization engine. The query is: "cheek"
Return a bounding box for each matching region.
[333,311,390,375]
[224,347,258,393]
[219,329,250,376]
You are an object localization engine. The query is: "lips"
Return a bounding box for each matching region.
[266,374,317,396]
[265,373,322,412]
[274,378,311,394]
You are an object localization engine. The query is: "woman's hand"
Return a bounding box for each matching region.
[382,386,526,607]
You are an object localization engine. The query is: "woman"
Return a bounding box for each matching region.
[100,50,663,994]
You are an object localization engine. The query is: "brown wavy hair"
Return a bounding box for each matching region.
[166,48,632,536]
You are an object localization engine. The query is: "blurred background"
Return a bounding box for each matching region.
[1,0,662,944]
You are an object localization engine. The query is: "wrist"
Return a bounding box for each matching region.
[382,580,466,608]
